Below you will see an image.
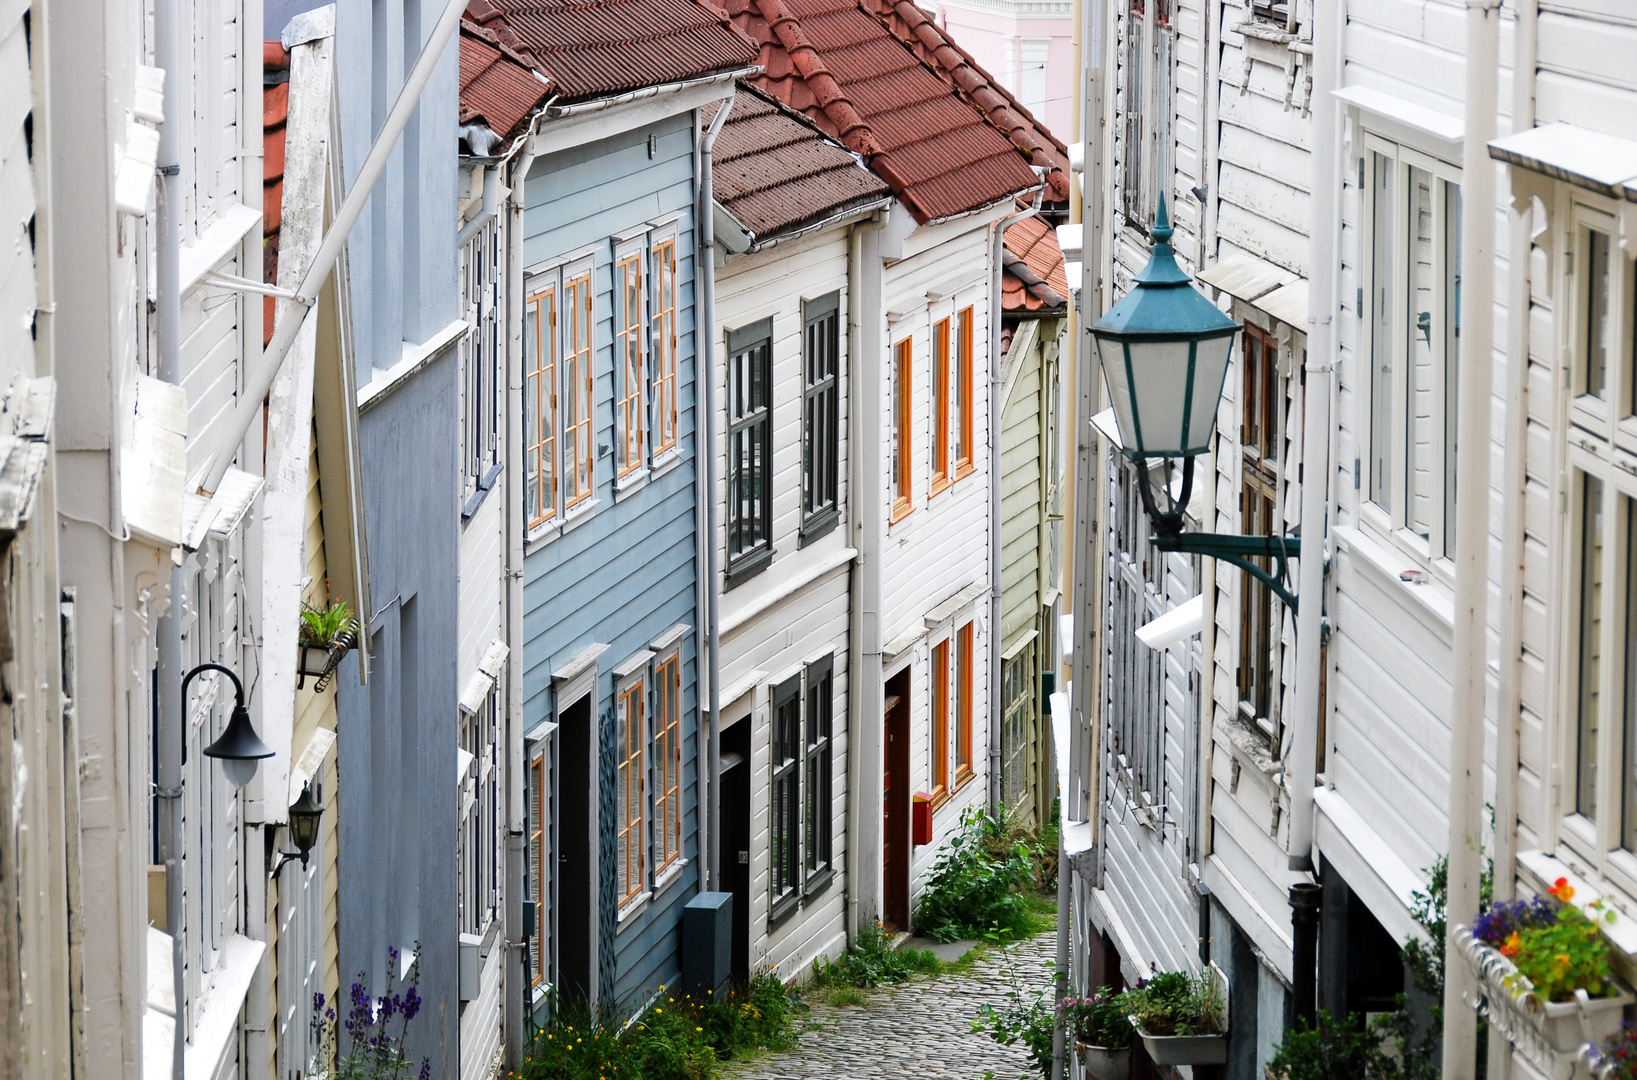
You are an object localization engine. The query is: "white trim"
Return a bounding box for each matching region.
[1333,84,1462,150]
[924,580,988,628]
[525,244,601,281]
[717,669,766,710]
[720,546,857,635]
[1488,122,1637,200]
[359,318,471,410]
[1313,787,1429,948]
[613,649,656,681]
[181,203,265,296]
[651,623,690,652]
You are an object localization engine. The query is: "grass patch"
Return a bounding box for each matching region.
[811,923,942,990]
[517,972,801,1080]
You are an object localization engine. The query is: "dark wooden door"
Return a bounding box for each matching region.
[721,721,751,980]
[556,695,594,1001]
[883,671,911,931]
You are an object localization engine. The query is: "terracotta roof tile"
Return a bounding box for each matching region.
[485,0,760,103]
[1002,214,1067,313]
[722,0,1043,223]
[263,50,289,345]
[708,85,890,242]
[458,24,553,143]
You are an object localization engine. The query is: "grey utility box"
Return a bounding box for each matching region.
[682,892,733,999]
[458,933,483,1001]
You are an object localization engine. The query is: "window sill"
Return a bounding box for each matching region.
[616,891,651,926]
[526,497,599,552]
[930,786,950,812]
[798,509,839,548]
[651,447,683,480]
[954,460,974,481]
[930,475,952,499]
[768,891,800,930]
[724,546,774,591]
[802,865,835,901]
[1331,524,1454,633]
[614,467,649,501]
[889,501,914,527]
[953,767,977,794]
[653,858,688,899]
[461,461,504,523]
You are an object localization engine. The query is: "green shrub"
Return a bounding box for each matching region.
[914,806,1036,943]
[1268,1004,1439,1080]
[1118,972,1223,1037]
[1057,990,1132,1049]
[811,922,941,989]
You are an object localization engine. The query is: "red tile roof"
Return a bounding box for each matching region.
[721,0,1048,223]
[471,0,759,104]
[459,17,554,144]
[708,85,891,243]
[263,43,290,345]
[1001,214,1067,313]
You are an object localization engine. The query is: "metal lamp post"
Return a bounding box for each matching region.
[1090,194,1306,612]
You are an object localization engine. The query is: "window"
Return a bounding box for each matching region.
[653,653,682,874]
[1239,325,1281,745]
[770,675,801,921]
[1362,143,1462,562]
[653,236,679,455]
[933,317,952,490]
[1576,473,1604,823]
[529,752,548,987]
[463,225,501,501]
[804,655,834,891]
[459,691,498,935]
[955,623,974,781]
[525,280,559,529]
[802,293,841,540]
[931,638,950,802]
[564,270,595,510]
[891,338,913,521]
[955,307,975,475]
[616,678,645,905]
[615,247,647,479]
[727,319,774,584]
[1001,640,1037,814]
[1119,0,1172,229]
[1106,453,1168,800]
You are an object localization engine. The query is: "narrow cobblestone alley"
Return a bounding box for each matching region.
[725,932,1057,1080]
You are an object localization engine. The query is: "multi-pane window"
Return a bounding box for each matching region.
[955,308,974,472]
[525,282,558,529]
[463,225,501,501]
[892,338,913,521]
[653,237,679,455]
[931,638,950,800]
[931,623,977,801]
[1577,473,1604,822]
[802,293,841,539]
[529,754,548,987]
[1238,325,1281,745]
[1120,0,1172,229]
[1363,142,1462,561]
[770,675,801,919]
[933,317,953,489]
[564,271,595,510]
[458,691,498,935]
[955,623,974,781]
[727,319,774,582]
[1001,641,1037,813]
[653,653,683,874]
[616,678,645,905]
[615,248,647,479]
[804,655,834,887]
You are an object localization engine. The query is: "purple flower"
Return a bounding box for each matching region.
[419,1059,432,1080]
[1473,896,1557,947]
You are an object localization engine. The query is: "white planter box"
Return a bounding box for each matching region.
[1076,1042,1131,1080]
[1135,1029,1228,1066]
[1453,925,1634,1079]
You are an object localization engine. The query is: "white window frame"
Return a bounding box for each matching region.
[526,249,599,546]
[525,266,562,536]
[1356,131,1463,579]
[612,229,650,492]
[648,217,683,470]
[461,218,503,508]
[650,640,685,892]
[457,689,499,937]
[613,653,653,921]
[1118,0,1173,235]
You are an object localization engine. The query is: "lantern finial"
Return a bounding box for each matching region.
[1132,194,1192,287]
[1152,189,1173,243]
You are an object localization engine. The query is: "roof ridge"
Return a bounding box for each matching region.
[751,0,882,160]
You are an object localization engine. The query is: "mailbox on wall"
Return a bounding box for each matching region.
[913,792,933,846]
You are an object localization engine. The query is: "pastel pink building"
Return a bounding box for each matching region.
[932,0,1075,144]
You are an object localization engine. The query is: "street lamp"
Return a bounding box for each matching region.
[272,782,323,874]
[186,662,276,787]
[1090,194,1305,612]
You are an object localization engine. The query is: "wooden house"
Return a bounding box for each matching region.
[722,0,1068,933]
[474,0,760,1014]
[706,85,893,978]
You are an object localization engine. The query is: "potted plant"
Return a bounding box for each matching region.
[1060,991,1133,1080]
[1456,880,1635,1068]
[298,600,358,692]
[1120,971,1227,1066]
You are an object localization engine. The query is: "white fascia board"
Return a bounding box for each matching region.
[180,204,264,297]
[1312,786,1430,948]
[1488,121,1637,200]
[1332,84,1462,150]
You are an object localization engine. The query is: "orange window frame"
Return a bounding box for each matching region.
[891,338,914,522]
[955,622,974,783]
[564,272,595,508]
[955,308,975,477]
[931,638,949,803]
[654,654,682,872]
[526,285,558,529]
[529,756,547,985]
[617,680,645,904]
[653,239,679,454]
[616,253,645,477]
[932,317,951,492]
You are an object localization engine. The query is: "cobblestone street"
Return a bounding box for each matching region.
[726,932,1057,1080]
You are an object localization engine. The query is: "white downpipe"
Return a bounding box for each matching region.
[1285,0,1342,871]
[200,0,467,493]
[456,165,502,247]
[988,184,1045,811]
[698,94,733,890]
[1442,2,1501,1075]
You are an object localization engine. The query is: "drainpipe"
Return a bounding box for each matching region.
[200,0,468,493]
[988,182,1045,811]
[1443,2,1501,1075]
[1285,0,1341,874]
[502,127,539,1074]
[1290,883,1322,1028]
[846,211,887,934]
[151,0,187,1071]
[697,93,734,889]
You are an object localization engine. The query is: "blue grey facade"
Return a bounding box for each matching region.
[522,106,706,1011]
[330,1,463,1075]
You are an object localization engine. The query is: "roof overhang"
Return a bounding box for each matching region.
[529,68,759,160]
[1489,121,1637,203]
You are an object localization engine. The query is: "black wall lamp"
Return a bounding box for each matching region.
[272,782,323,875]
[186,663,276,787]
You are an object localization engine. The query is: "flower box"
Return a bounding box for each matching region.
[1076,1041,1131,1080]
[1134,1027,1228,1066]
[1454,925,1634,1076]
[297,630,356,692]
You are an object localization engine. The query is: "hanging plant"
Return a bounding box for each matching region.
[298,599,359,692]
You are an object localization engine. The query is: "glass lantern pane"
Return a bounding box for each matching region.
[1093,333,1137,452]
[1185,333,1236,455]
[1123,338,1197,455]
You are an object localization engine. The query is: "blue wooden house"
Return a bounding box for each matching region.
[466,0,758,1012]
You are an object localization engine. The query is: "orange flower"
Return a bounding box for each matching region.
[1500,931,1521,958]
[1551,876,1576,902]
